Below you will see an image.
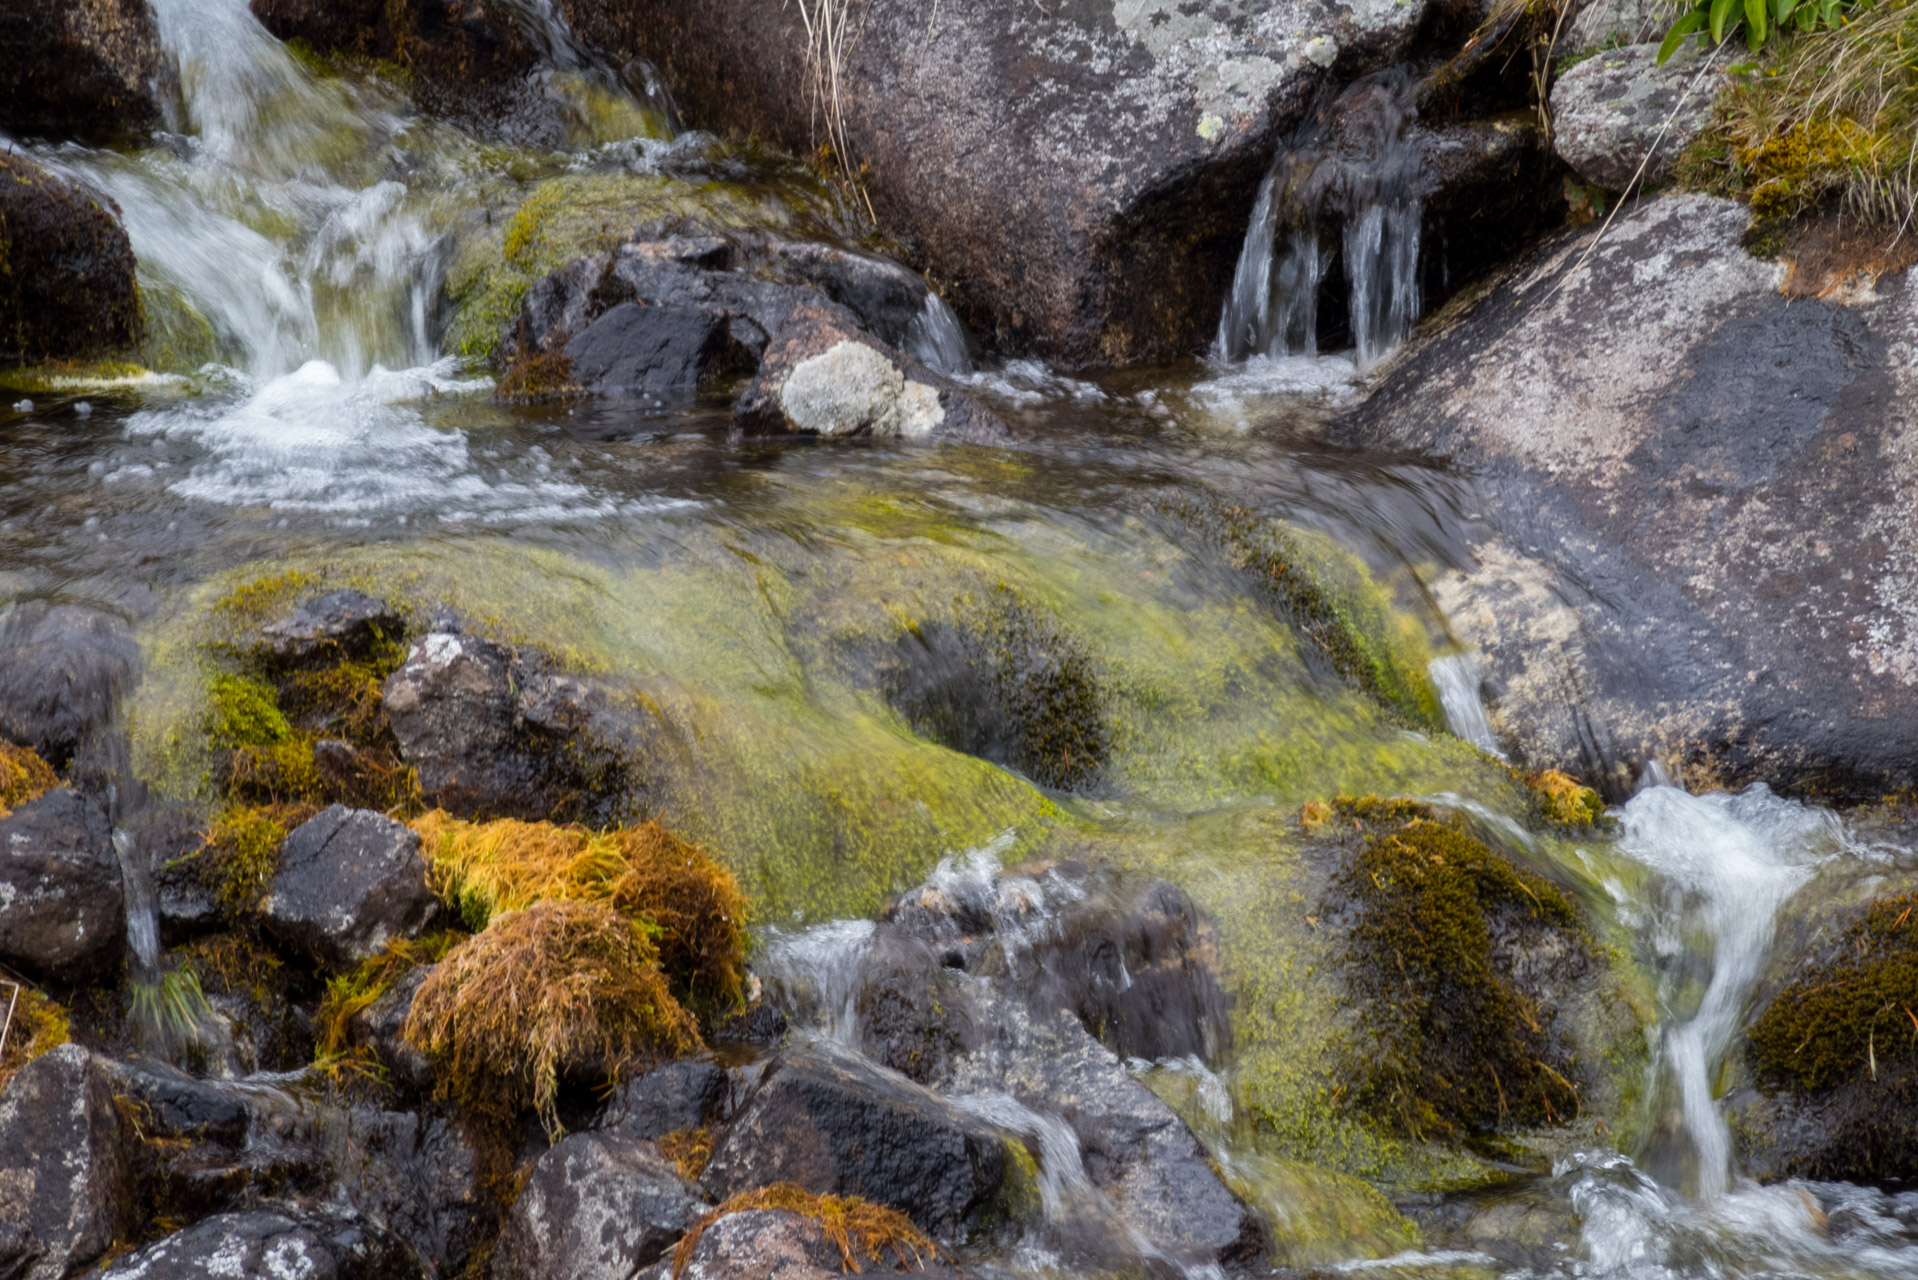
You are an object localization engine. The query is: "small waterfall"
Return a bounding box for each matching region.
[1610,782,1844,1199]
[1428,652,1505,760]
[755,919,876,1045]
[1216,68,1424,368]
[906,294,974,375]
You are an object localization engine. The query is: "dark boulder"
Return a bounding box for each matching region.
[259,590,405,668]
[0,1046,131,1280]
[554,0,1437,366]
[661,1208,973,1280]
[0,155,143,363]
[1340,193,1918,798]
[0,0,165,144]
[0,788,123,978]
[599,1060,732,1141]
[382,633,658,823]
[936,996,1262,1267]
[84,1210,423,1280]
[345,963,437,1093]
[855,931,976,1086]
[562,302,731,404]
[0,1223,40,1280]
[102,1059,249,1146]
[332,1109,490,1277]
[0,602,140,771]
[261,805,438,969]
[702,1042,1014,1242]
[492,1131,704,1280]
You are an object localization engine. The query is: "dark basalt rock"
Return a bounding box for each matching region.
[0,0,166,144]
[0,154,143,363]
[103,1059,250,1146]
[703,1042,1013,1242]
[262,805,438,970]
[0,602,140,772]
[562,302,731,403]
[599,1061,732,1141]
[1340,192,1918,799]
[382,633,659,824]
[855,931,977,1086]
[86,1210,424,1280]
[492,1132,704,1280]
[259,590,405,668]
[346,963,437,1094]
[0,1046,132,1280]
[709,999,788,1048]
[0,787,123,979]
[333,1109,490,1277]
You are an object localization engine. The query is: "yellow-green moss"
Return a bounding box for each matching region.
[206,674,292,749]
[1525,769,1608,830]
[183,805,298,918]
[315,931,464,1061]
[0,740,58,816]
[0,986,70,1092]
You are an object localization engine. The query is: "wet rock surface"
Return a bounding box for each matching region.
[703,1043,1012,1241]
[259,590,405,668]
[492,1132,704,1280]
[1550,44,1723,191]
[659,1208,973,1280]
[1341,193,1918,797]
[499,235,1005,441]
[0,0,165,144]
[0,788,123,978]
[262,805,438,969]
[382,632,657,823]
[0,603,140,774]
[0,154,143,363]
[555,0,1436,365]
[0,1046,130,1280]
[599,1061,732,1140]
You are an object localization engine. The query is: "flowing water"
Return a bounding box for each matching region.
[7,3,1918,1277]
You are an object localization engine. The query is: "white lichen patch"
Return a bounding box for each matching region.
[779,342,945,438]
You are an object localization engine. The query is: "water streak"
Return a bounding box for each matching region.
[1429,651,1505,760]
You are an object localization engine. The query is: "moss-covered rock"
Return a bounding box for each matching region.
[0,0,165,144]
[0,152,142,364]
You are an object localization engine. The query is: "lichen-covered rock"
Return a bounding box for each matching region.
[0,0,165,143]
[88,1210,423,1280]
[1341,193,1918,797]
[0,1046,131,1280]
[0,154,143,363]
[0,603,140,773]
[492,1132,704,1280]
[1549,43,1723,191]
[660,1208,974,1280]
[262,805,438,969]
[1566,0,1671,48]
[734,310,946,439]
[0,788,123,978]
[555,0,1439,365]
[703,1042,1013,1242]
[259,590,405,668]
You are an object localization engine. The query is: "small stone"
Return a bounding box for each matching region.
[778,340,945,438]
[259,590,403,665]
[262,806,437,969]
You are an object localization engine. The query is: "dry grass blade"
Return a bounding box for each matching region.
[671,1182,935,1277]
[403,900,702,1138]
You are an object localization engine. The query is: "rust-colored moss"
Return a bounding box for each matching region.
[0,740,58,817]
[671,1182,935,1277]
[657,1124,715,1180]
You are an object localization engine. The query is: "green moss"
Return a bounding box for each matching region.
[1524,769,1610,831]
[1335,800,1582,1142]
[136,281,220,374]
[206,674,292,749]
[1749,892,1918,1094]
[179,805,294,918]
[0,986,69,1092]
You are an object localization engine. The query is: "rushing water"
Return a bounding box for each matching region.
[7,3,1918,1277]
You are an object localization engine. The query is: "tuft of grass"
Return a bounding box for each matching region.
[314,932,464,1061]
[412,812,748,1008]
[1679,1,1918,254]
[128,966,216,1058]
[657,1124,715,1180]
[1749,892,1918,1093]
[0,983,70,1092]
[0,740,58,817]
[1333,798,1584,1141]
[403,900,703,1137]
[671,1182,935,1277]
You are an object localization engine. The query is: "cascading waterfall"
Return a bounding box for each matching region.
[1216,68,1424,368]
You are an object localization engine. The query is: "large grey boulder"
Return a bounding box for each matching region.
[1341,193,1918,797]
[1550,43,1724,191]
[261,805,437,969]
[85,1210,422,1280]
[0,1046,131,1280]
[0,0,166,144]
[555,0,1437,366]
[491,1132,703,1280]
[659,1209,974,1280]
[703,1042,1014,1242]
[0,788,123,978]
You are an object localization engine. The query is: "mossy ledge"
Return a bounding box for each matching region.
[1325,797,1587,1144]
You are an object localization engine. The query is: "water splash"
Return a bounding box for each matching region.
[1429,651,1505,760]
[906,293,974,375]
[1216,68,1424,368]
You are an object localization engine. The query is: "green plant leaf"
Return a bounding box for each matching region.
[1745,0,1768,46]
[1710,0,1741,42]
[1658,9,1708,60]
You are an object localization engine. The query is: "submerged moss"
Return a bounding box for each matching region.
[1749,892,1918,1094]
[1334,799,1583,1142]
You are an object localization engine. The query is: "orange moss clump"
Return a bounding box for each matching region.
[657,1125,715,1180]
[403,900,701,1137]
[411,811,748,1008]
[671,1183,935,1277]
[0,740,58,817]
